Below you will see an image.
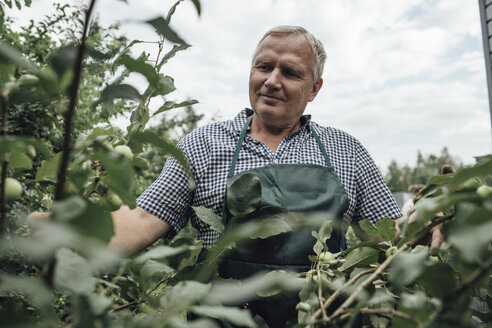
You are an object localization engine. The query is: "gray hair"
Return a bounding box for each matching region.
[252,25,327,83]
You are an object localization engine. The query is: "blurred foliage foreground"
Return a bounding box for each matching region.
[0,0,491,327]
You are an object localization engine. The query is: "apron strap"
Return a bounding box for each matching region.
[309,124,332,168]
[228,115,253,179]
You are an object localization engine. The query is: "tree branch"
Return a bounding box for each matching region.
[54,0,98,200]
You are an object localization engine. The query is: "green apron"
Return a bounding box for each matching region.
[218,116,349,327]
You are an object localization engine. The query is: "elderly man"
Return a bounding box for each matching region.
[112,26,402,254]
[100,25,404,326]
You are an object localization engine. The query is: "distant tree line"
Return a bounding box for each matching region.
[384,147,463,192]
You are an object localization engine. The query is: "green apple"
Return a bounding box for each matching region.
[477,185,492,198]
[4,178,22,202]
[385,246,397,258]
[100,191,123,211]
[319,251,336,262]
[114,145,133,160]
[461,178,481,190]
[26,145,36,159]
[296,302,311,312]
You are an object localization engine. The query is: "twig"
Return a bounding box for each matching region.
[54,0,97,200]
[320,212,456,323]
[308,267,376,326]
[0,91,8,233]
[316,261,328,321]
[110,300,141,313]
[328,243,411,321]
[332,307,422,327]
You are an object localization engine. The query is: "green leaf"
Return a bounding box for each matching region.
[448,220,492,263]
[345,225,361,246]
[36,151,63,180]
[190,305,256,327]
[165,0,182,23]
[48,45,77,79]
[158,43,191,68]
[0,136,50,159]
[339,246,379,271]
[375,217,397,242]
[118,54,160,86]
[0,274,56,320]
[192,206,224,233]
[389,249,428,287]
[52,196,115,243]
[54,248,96,294]
[190,0,201,16]
[227,173,261,216]
[131,131,192,184]
[248,217,292,239]
[140,259,175,281]
[416,262,456,298]
[95,151,136,208]
[152,99,198,117]
[7,151,32,170]
[160,281,211,313]
[205,270,304,305]
[313,220,333,255]
[136,245,189,263]
[94,83,142,107]
[143,74,176,98]
[359,219,381,239]
[448,155,492,188]
[86,126,115,141]
[0,40,34,70]
[146,16,189,45]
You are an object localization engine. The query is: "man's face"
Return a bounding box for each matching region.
[249,34,323,128]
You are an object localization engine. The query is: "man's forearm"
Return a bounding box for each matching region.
[108,206,170,255]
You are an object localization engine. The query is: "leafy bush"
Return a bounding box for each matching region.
[0,1,491,327]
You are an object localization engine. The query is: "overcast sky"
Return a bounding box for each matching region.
[7,0,492,171]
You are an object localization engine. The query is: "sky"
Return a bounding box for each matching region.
[6,0,492,172]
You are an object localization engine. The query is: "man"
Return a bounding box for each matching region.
[110,26,402,255]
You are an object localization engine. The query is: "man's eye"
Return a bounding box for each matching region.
[284,69,299,78]
[256,64,270,71]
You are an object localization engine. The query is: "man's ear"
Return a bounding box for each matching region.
[308,78,323,102]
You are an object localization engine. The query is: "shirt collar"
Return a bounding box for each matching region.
[232,108,312,134]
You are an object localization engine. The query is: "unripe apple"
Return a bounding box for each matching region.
[296,302,311,312]
[477,185,492,198]
[385,246,397,258]
[26,145,36,159]
[100,190,123,211]
[4,178,22,202]
[319,251,336,262]
[461,178,481,190]
[114,145,133,160]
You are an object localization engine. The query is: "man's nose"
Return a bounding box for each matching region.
[264,68,281,89]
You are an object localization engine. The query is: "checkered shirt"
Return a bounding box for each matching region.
[137,108,402,247]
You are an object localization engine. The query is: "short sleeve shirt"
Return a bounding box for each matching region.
[137,108,402,247]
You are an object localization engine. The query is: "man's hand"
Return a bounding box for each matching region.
[28,206,170,255]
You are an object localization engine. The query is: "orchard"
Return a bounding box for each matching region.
[0,1,491,327]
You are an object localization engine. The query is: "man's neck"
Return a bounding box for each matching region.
[248,114,301,152]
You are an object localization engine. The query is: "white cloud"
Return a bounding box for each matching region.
[5,0,491,170]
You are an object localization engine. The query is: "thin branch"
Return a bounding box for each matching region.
[54,0,97,200]
[332,307,422,328]
[110,300,141,313]
[308,267,376,326]
[327,243,411,321]
[316,261,328,321]
[0,91,8,232]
